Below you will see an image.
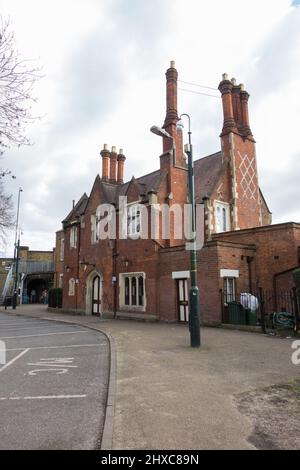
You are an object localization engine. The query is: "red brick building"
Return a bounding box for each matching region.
[54,62,300,324]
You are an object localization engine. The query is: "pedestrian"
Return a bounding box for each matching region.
[41,289,48,305]
[30,289,36,304]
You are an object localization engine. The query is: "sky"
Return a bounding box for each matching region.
[0,0,300,256]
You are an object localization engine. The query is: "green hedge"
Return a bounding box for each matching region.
[48,288,63,308]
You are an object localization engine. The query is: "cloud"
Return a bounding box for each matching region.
[260,152,300,222]
[1,0,300,255]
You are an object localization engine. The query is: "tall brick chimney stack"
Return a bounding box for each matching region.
[163,60,178,130]
[231,78,243,131]
[218,73,237,136]
[109,146,118,184]
[160,61,184,167]
[117,149,126,184]
[100,144,110,182]
[240,84,253,138]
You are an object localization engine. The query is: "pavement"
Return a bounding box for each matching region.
[0,311,109,450]
[1,304,299,450]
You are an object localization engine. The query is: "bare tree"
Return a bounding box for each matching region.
[0,180,14,245]
[0,16,41,155]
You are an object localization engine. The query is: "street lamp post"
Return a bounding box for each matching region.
[177,114,201,347]
[12,187,23,310]
[150,121,201,347]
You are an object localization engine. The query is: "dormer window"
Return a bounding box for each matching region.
[215,202,230,233]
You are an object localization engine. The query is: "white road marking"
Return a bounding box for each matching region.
[28,368,69,375]
[0,349,29,373]
[0,323,47,327]
[4,343,105,352]
[0,330,87,340]
[0,324,72,331]
[27,357,78,375]
[0,394,87,401]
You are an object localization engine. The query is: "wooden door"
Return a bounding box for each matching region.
[92,276,101,316]
[177,279,189,323]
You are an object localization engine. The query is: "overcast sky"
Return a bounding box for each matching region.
[0,0,300,256]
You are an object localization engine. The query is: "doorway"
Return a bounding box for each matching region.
[177,279,189,323]
[92,275,101,316]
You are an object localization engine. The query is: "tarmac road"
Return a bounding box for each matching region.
[0,312,109,450]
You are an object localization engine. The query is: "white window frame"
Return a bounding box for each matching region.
[223,277,236,305]
[119,272,146,311]
[68,278,75,296]
[127,202,142,237]
[215,201,231,233]
[91,214,100,244]
[59,273,63,288]
[60,238,64,261]
[70,226,77,248]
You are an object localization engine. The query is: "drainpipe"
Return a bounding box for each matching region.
[76,220,81,311]
[112,228,118,319]
[246,256,254,294]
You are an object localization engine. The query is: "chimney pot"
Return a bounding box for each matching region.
[222,73,228,81]
[231,77,237,85]
[170,60,175,68]
[117,150,126,185]
[100,144,110,182]
[109,146,118,183]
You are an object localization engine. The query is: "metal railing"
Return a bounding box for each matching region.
[221,288,300,335]
[1,264,14,303]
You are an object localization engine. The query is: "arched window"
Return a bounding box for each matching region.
[131,277,137,305]
[138,276,144,306]
[125,277,130,305]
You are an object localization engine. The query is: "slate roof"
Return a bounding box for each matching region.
[63,152,225,220]
[105,152,224,204]
[62,192,89,224]
[194,151,224,203]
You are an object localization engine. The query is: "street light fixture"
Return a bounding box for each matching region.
[150,125,176,164]
[177,114,201,347]
[12,187,23,310]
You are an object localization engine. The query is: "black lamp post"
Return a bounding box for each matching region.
[12,187,23,310]
[177,113,201,347]
[150,121,201,347]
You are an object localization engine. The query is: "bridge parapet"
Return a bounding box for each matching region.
[18,261,54,274]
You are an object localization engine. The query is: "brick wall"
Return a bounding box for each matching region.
[214,223,300,290]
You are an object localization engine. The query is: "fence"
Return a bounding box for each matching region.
[221,287,300,334]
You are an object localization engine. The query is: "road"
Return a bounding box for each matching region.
[0,312,109,450]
